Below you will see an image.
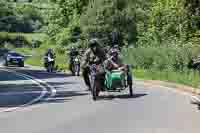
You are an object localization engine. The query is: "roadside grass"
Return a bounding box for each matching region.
[15,44,69,70]
[14,43,200,89]
[134,69,200,89]
[0,32,68,71]
[16,46,200,89]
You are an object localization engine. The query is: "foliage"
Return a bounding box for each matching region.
[0,32,46,48]
[122,46,200,71]
[2,0,200,83]
[134,69,200,88]
[0,1,44,32]
[44,0,88,46]
[15,42,68,70]
[136,0,190,47]
[80,0,137,47]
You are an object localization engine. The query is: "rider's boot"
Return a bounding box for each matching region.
[83,67,91,91]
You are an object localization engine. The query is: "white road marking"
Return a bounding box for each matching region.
[0,68,57,113]
[1,63,199,113]
[137,81,200,103]
[16,72,57,99]
[0,69,47,113]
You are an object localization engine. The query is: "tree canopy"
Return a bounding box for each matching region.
[1,0,200,48]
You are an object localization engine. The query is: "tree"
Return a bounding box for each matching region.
[45,0,89,45]
[80,0,137,47]
[136,0,190,47]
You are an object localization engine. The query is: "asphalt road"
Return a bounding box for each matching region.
[0,69,43,110]
[0,65,200,133]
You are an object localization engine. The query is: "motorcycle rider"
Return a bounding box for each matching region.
[44,48,56,70]
[81,38,107,90]
[108,44,120,57]
[105,49,133,85]
[105,49,123,71]
[69,46,79,74]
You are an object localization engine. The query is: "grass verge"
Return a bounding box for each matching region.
[15,44,68,70]
[134,69,200,89]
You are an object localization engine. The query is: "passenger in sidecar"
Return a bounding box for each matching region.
[104,49,133,94]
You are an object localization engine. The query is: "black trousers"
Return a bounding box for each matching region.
[82,66,105,90]
[82,67,91,88]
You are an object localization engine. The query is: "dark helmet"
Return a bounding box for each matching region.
[110,49,119,56]
[71,46,75,51]
[88,38,99,48]
[113,45,119,49]
[48,48,53,53]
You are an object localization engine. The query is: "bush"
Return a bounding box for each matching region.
[134,69,200,88]
[80,0,137,47]
[0,35,30,47]
[0,2,44,33]
[55,45,67,55]
[0,32,43,48]
[122,46,199,71]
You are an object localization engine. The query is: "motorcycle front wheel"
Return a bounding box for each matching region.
[75,64,80,76]
[47,63,53,72]
[90,76,100,101]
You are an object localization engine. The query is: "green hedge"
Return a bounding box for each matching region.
[122,46,200,71]
[15,42,69,71]
[134,69,200,88]
[0,32,46,48]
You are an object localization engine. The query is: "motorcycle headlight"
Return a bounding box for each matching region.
[74,58,79,62]
[7,56,10,61]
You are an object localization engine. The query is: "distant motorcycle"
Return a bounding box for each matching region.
[71,56,80,76]
[44,56,54,72]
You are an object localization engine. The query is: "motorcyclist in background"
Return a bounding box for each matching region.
[81,38,107,90]
[69,46,79,73]
[44,48,56,72]
[44,48,56,66]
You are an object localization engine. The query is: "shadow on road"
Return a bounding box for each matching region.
[97,93,148,101]
[0,64,88,108]
[0,84,42,93]
[47,82,77,88]
[0,81,88,108]
[3,67,73,81]
[0,83,43,108]
[41,91,89,104]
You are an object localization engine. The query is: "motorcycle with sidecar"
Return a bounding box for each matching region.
[89,63,133,101]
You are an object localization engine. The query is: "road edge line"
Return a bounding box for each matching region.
[136,81,200,103]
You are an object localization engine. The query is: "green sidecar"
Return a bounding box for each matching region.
[90,64,133,101]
